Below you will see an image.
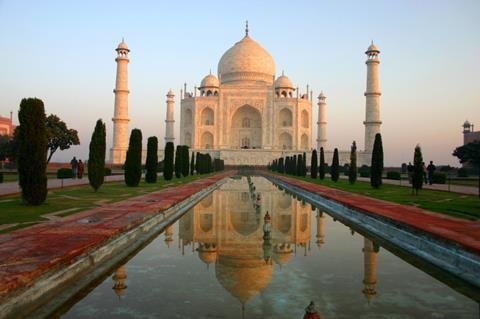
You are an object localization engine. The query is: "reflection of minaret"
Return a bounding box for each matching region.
[112,265,128,298]
[315,210,325,248]
[362,238,378,302]
[164,225,174,248]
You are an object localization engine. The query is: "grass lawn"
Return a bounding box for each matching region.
[0,173,216,233]
[276,174,480,220]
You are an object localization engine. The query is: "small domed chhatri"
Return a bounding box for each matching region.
[200,73,220,88]
[275,72,294,89]
[116,39,129,51]
[366,41,379,54]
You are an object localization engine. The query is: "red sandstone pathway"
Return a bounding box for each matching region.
[0,171,234,298]
[270,174,480,255]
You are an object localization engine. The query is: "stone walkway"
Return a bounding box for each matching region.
[0,175,125,197]
[0,171,234,299]
[338,175,479,195]
[270,174,480,255]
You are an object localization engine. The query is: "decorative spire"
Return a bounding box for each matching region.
[245,20,249,37]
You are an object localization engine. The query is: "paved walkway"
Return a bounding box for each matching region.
[270,174,480,255]
[0,171,234,299]
[0,175,125,197]
[339,175,479,195]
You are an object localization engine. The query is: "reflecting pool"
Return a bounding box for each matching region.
[57,176,479,318]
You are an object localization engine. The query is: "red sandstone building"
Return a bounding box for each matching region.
[0,112,15,136]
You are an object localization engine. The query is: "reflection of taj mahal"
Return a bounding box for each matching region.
[109,23,382,165]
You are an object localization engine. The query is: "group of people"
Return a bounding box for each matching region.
[70,157,85,179]
[407,161,436,185]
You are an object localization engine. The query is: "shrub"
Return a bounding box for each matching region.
[432,172,447,184]
[104,167,112,176]
[386,171,401,180]
[163,142,174,180]
[88,119,106,192]
[124,129,142,187]
[359,165,370,177]
[145,136,158,183]
[0,172,4,183]
[17,98,48,204]
[57,168,74,179]
[457,167,468,177]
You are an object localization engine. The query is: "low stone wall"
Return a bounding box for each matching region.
[264,174,480,289]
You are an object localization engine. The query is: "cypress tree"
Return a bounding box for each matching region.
[311,149,318,178]
[174,145,182,178]
[124,129,142,187]
[370,133,384,189]
[88,119,106,192]
[412,145,424,195]
[195,152,200,174]
[278,157,284,173]
[293,155,297,175]
[190,151,195,175]
[17,98,48,204]
[349,141,357,184]
[206,153,212,173]
[303,152,307,176]
[331,148,339,182]
[296,154,302,176]
[319,147,325,180]
[145,136,158,183]
[182,146,190,177]
[163,142,174,180]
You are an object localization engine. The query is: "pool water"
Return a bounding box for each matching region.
[57,176,479,318]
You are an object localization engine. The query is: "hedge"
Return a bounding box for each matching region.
[386,171,401,180]
[57,168,74,179]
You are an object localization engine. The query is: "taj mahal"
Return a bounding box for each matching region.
[109,23,382,166]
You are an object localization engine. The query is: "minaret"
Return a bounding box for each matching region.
[315,210,325,248]
[112,265,128,298]
[363,41,382,153]
[110,39,130,164]
[316,91,327,150]
[362,238,378,302]
[165,89,175,144]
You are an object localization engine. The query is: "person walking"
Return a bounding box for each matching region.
[70,156,78,179]
[407,162,413,184]
[77,159,85,179]
[427,160,436,185]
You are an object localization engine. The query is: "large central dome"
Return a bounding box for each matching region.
[218,34,276,85]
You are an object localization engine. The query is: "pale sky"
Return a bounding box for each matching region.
[0,0,479,166]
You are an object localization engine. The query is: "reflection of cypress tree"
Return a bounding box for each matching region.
[331,148,339,182]
[163,142,174,180]
[145,136,158,183]
[124,129,142,187]
[319,147,325,180]
[18,98,48,204]
[370,133,384,189]
[412,145,423,195]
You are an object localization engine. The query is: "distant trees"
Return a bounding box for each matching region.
[331,148,339,182]
[349,141,357,184]
[311,149,318,179]
[124,129,142,187]
[46,114,80,163]
[453,141,480,197]
[145,136,158,183]
[370,133,383,189]
[17,98,48,205]
[412,144,424,195]
[319,147,325,180]
[163,142,174,181]
[88,119,106,192]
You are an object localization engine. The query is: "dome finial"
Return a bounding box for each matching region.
[245,20,249,37]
